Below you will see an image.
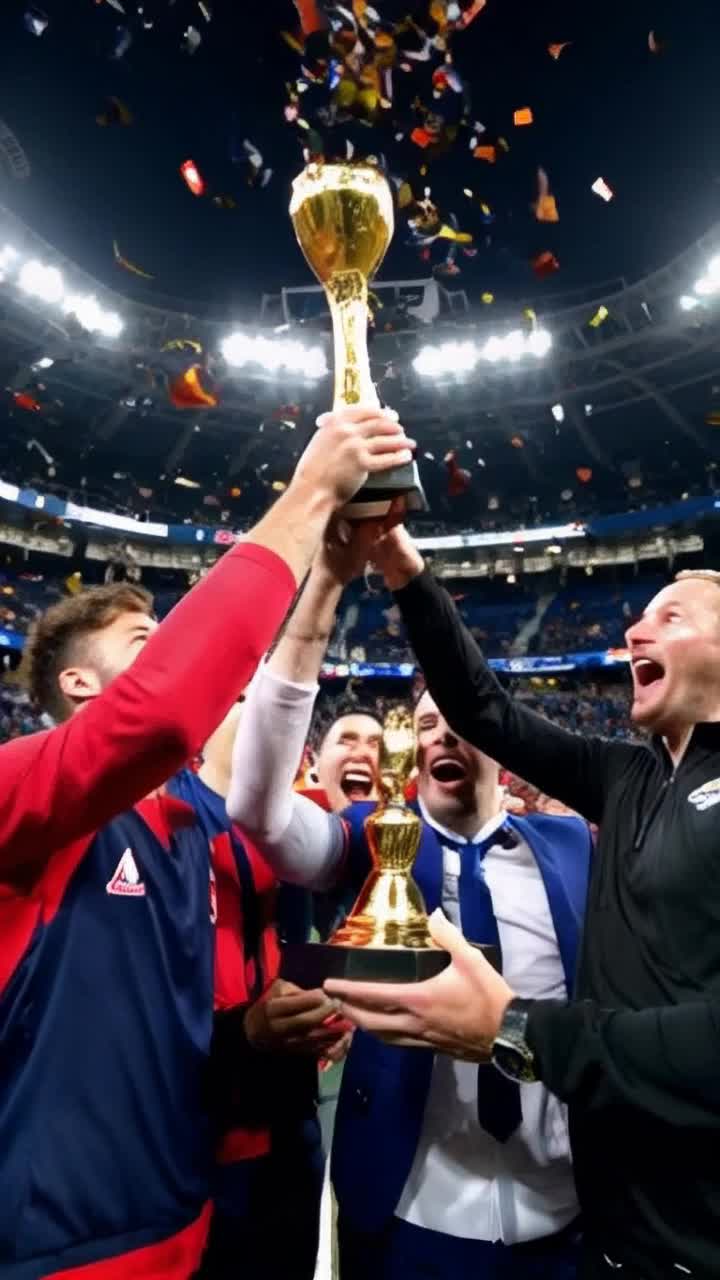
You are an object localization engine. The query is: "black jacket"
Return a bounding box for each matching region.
[396,568,720,1278]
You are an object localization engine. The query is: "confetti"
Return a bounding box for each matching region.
[513,106,533,127]
[576,467,593,483]
[168,365,218,410]
[591,176,614,202]
[13,391,41,412]
[112,25,132,59]
[547,42,571,60]
[445,450,471,496]
[113,239,154,279]
[473,144,496,163]
[589,305,609,327]
[531,250,559,279]
[534,167,559,222]
[180,159,205,196]
[23,7,48,36]
[481,291,494,304]
[182,26,202,54]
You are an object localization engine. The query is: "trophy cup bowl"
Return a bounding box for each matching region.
[289,162,426,519]
[282,708,498,987]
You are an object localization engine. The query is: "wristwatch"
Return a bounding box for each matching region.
[491,998,539,1083]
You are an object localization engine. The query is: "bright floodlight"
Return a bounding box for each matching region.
[303,346,327,379]
[503,330,526,362]
[526,327,552,358]
[481,336,504,363]
[19,260,64,305]
[694,275,719,297]
[551,402,565,423]
[679,294,700,311]
[33,356,54,370]
[412,345,444,377]
[0,245,18,281]
[221,331,327,378]
[64,294,123,338]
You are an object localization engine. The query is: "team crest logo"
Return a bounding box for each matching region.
[106,848,146,897]
[688,778,720,812]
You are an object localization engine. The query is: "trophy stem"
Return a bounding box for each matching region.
[326,271,379,410]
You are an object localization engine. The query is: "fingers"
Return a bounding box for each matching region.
[365,448,414,473]
[325,977,418,1009]
[331,1002,421,1038]
[270,1001,341,1038]
[316,406,399,428]
[268,987,337,1018]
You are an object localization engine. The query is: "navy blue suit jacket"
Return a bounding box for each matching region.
[331,807,593,1233]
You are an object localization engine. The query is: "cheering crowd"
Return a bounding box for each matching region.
[0,405,719,1280]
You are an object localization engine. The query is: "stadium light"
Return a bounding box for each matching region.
[679,294,700,311]
[63,294,124,339]
[221,331,327,378]
[413,328,552,377]
[692,256,720,299]
[19,260,64,305]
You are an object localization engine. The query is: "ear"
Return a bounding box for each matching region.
[58,665,103,706]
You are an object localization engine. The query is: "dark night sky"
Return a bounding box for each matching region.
[0,0,718,310]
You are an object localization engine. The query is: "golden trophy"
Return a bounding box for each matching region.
[289,162,426,519]
[281,708,453,985]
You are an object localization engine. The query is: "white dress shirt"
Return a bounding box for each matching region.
[395,801,580,1243]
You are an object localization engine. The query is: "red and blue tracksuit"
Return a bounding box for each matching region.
[170,769,323,1280]
[0,543,296,1279]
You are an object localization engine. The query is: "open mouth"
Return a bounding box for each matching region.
[632,657,666,689]
[430,757,468,784]
[341,769,373,801]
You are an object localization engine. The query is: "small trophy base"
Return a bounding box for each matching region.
[280,942,500,988]
[344,458,427,521]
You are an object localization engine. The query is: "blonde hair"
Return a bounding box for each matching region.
[675,570,720,586]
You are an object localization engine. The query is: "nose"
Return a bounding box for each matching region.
[439,727,459,748]
[625,618,652,648]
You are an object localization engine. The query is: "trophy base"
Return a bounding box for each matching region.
[344,458,427,520]
[280,942,499,987]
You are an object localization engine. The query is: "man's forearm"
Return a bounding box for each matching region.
[268,562,342,685]
[528,996,720,1130]
[247,481,336,590]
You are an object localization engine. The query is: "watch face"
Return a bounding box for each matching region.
[493,1041,537,1084]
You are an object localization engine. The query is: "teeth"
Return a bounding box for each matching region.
[344,771,371,784]
[634,658,654,668]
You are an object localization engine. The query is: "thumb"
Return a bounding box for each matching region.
[428,907,469,955]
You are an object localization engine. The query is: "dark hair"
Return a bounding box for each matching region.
[25,583,154,722]
[309,696,383,755]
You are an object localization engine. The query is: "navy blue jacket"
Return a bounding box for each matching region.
[331,804,593,1233]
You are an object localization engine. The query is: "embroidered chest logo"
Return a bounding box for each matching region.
[687,778,720,813]
[106,848,146,897]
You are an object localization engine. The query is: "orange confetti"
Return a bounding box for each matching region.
[473,145,496,163]
[547,42,571,60]
[513,107,533,127]
[168,365,218,410]
[535,194,559,223]
[576,467,593,484]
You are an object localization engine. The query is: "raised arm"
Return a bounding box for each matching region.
[227,517,389,887]
[0,407,413,877]
[372,526,640,826]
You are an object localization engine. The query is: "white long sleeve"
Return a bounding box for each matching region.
[227,663,345,891]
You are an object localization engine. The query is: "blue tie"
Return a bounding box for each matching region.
[452,825,523,1144]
